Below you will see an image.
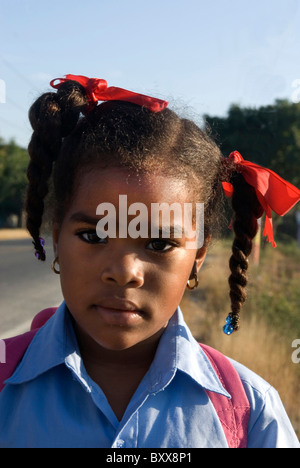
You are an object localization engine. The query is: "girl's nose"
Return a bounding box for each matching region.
[101,252,144,288]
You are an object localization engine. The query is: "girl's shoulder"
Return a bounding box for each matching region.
[228,356,281,415]
[0,307,58,392]
[0,329,38,392]
[228,357,273,397]
[228,357,299,448]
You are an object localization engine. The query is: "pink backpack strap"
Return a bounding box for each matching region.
[200,343,250,448]
[0,308,57,392]
[30,307,57,330]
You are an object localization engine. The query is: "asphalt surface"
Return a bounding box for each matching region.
[0,236,63,338]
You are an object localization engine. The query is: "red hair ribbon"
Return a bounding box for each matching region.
[222,151,300,248]
[50,74,168,113]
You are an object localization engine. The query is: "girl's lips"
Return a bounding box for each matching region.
[94,305,143,327]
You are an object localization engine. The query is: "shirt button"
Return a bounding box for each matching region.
[115,439,125,448]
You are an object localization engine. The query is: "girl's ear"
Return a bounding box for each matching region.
[52,223,60,258]
[195,246,207,272]
[195,235,211,272]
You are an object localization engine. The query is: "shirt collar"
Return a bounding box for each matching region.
[147,306,230,398]
[6,302,230,398]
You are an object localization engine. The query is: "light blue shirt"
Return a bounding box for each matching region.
[0,302,299,448]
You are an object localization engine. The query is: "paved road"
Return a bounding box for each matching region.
[0,237,63,338]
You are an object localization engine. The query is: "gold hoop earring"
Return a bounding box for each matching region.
[187,273,199,290]
[51,257,60,275]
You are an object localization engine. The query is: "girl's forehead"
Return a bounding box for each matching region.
[75,166,194,203]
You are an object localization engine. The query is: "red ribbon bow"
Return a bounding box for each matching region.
[50,74,168,113]
[222,151,300,247]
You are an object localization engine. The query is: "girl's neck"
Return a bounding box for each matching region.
[72,324,166,421]
[73,322,166,372]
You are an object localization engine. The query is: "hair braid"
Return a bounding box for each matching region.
[25,81,88,260]
[228,173,264,330]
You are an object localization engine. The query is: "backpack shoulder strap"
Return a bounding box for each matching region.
[200,343,251,448]
[30,307,57,330]
[0,307,57,392]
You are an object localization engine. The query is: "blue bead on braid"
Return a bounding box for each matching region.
[223,315,234,335]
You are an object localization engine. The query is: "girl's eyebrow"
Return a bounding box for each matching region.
[155,225,184,238]
[69,212,99,225]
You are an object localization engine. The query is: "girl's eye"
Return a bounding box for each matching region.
[77,230,106,244]
[76,232,177,252]
[147,239,176,252]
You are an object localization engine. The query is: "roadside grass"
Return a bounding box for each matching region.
[0,229,30,240]
[180,238,300,439]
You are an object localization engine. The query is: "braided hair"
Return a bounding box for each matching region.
[228,174,264,330]
[25,80,263,331]
[25,81,88,259]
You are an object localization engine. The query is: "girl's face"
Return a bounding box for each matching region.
[53,166,207,351]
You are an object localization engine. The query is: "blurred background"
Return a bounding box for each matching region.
[0,0,299,437]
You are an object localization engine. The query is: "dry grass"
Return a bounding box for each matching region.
[180,239,300,438]
[0,229,30,240]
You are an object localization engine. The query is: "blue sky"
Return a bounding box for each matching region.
[1,0,300,147]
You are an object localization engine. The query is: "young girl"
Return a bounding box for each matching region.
[0,74,299,448]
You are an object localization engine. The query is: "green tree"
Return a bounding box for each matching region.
[0,138,28,226]
[205,100,300,241]
[205,99,300,187]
